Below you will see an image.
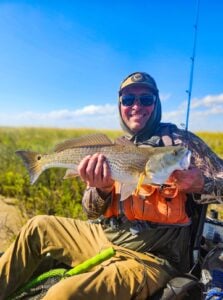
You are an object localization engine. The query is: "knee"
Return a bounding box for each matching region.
[25,215,52,234]
[43,279,76,300]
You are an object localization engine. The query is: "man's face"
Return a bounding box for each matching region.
[120,85,156,133]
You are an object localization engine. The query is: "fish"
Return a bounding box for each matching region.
[15,133,191,200]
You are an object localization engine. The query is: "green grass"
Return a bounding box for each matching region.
[196,132,223,157]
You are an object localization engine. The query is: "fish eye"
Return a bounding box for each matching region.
[37,155,41,160]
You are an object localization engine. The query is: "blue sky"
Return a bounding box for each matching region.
[0,0,222,132]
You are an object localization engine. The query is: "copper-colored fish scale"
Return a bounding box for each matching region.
[41,144,150,181]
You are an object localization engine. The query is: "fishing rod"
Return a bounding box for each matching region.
[185,0,201,131]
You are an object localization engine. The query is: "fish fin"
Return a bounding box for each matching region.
[63,169,79,179]
[120,183,136,201]
[135,172,146,196]
[114,137,134,146]
[54,133,113,152]
[114,137,146,153]
[15,150,43,184]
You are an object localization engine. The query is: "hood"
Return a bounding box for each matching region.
[119,94,162,143]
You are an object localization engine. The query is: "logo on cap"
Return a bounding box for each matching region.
[131,73,145,83]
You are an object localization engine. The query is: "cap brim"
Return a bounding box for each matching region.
[119,82,158,93]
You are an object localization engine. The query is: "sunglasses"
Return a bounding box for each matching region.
[120,94,156,107]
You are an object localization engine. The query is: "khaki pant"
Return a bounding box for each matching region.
[0,215,177,300]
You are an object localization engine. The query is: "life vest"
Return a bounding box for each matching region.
[104,182,190,225]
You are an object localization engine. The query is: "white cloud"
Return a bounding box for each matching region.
[0,93,222,131]
[0,104,119,129]
[13,104,116,120]
[73,104,116,116]
[191,93,223,109]
[159,93,171,101]
[162,93,223,131]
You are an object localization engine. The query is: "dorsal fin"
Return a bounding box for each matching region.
[114,136,134,146]
[54,133,113,152]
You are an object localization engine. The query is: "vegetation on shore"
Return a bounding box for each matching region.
[0,127,222,220]
[0,127,122,219]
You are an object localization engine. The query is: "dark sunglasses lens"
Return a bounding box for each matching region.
[121,95,135,106]
[140,95,155,106]
[121,94,156,106]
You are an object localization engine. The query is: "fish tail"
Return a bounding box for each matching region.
[16,150,43,184]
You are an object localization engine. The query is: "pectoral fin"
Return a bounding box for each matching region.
[120,183,136,201]
[120,172,147,201]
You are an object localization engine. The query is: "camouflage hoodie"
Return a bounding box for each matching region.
[82,88,223,219]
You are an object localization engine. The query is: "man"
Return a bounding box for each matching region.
[0,72,222,299]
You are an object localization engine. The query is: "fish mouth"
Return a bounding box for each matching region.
[180,149,191,170]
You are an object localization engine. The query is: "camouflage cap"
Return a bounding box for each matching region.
[119,72,158,93]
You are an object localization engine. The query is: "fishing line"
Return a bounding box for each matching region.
[185,0,201,131]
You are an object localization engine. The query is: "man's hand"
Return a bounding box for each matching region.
[169,167,204,193]
[78,153,114,194]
